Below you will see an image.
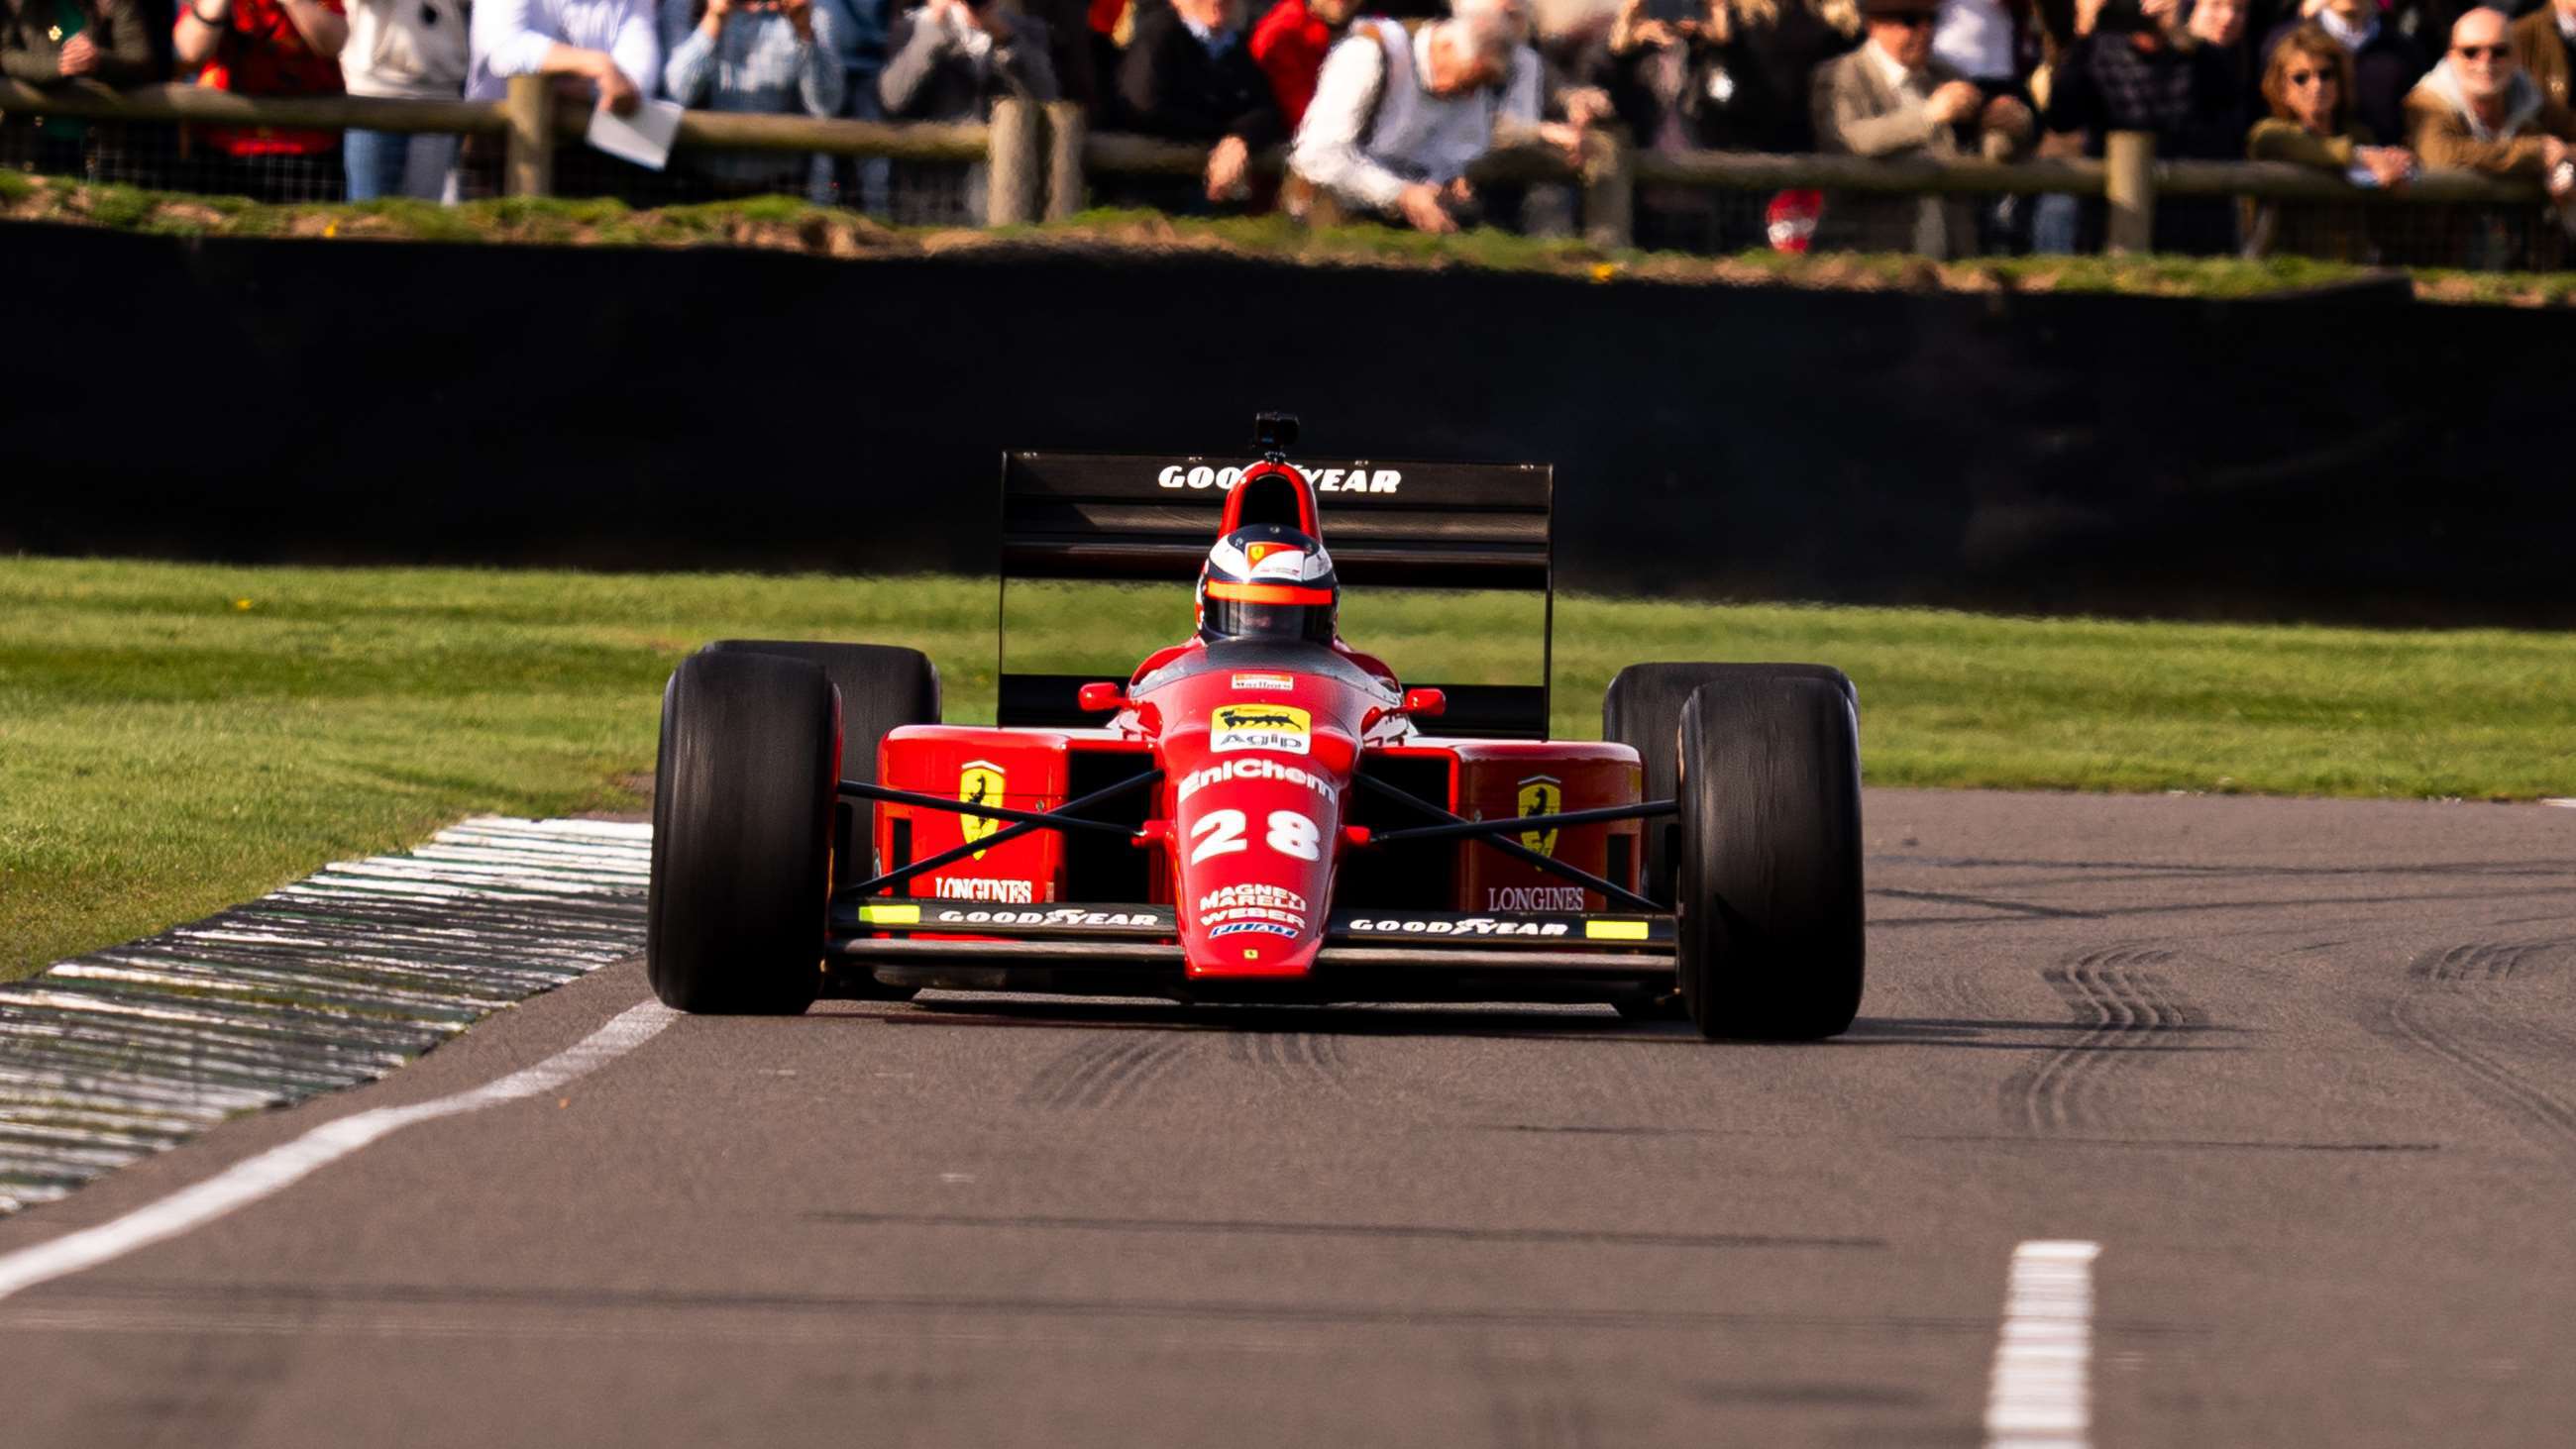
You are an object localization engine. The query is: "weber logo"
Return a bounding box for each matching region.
[1203,906,1307,930]
[1158,465,1402,494]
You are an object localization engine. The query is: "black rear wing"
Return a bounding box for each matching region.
[998,451,1556,738]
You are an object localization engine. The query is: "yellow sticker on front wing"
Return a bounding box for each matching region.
[858,903,921,925]
[1584,919,1649,941]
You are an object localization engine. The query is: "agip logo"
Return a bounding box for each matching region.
[1516,775,1561,856]
[1211,703,1311,756]
[958,760,1006,858]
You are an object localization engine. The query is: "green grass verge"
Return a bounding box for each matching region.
[5,555,2571,983]
[7,167,2576,304]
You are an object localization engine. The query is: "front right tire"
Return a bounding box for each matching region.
[647,650,837,1015]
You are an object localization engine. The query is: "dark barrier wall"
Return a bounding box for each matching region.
[5,222,2569,625]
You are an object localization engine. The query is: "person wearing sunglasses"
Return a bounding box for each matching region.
[2403,8,2576,188]
[2400,7,2576,264]
[2245,23,2413,259]
[1809,0,2029,256]
[2264,0,2425,152]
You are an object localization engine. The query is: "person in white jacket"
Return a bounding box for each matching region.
[342,0,471,199]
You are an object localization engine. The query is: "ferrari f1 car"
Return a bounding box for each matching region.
[646,415,1865,1039]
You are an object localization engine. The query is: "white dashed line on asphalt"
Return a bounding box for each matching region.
[1984,1239,2102,1449]
[0,998,676,1303]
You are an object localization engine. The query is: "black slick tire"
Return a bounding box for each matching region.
[647,650,836,1015]
[702,640,940,885]
[1603,662,1856,907]
[1672,675,1865,1040]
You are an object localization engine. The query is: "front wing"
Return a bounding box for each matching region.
[825,899,1676,1003]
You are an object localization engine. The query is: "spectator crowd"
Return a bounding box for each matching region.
[7,0,2576,261]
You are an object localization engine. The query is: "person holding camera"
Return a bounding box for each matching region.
[880,0,1055,119]
[1810,0,2031,256]
[880,0,1055,218]
[173,0,351,200]
[661,0,844,193]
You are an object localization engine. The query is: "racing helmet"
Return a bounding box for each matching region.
[1197,524,1339,646]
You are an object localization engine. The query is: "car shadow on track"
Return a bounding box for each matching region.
[811,997,2206,1050]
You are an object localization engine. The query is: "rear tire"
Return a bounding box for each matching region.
[703,641,939,1004]
[1603,663,1856,906]
[1673,675,1865,1040]
[647,651,836,1015]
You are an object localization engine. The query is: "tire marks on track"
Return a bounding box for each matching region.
[2380,938,2576,1158]
[1228,1029,1351,1089]
[2003,948,2211,1135]
[1020,1035,1196,1109]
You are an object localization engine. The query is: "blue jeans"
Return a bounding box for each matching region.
[344,129,459,202]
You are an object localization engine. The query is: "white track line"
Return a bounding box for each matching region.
[0,999,675,1303]
[1984,1239,2102,1449]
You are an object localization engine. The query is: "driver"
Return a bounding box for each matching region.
[1128,522,1400,689]
[1196,523,1341,644]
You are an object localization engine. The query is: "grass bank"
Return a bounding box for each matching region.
[4,556,2571,983]
[4,167,2572,306]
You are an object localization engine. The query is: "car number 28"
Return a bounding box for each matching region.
[1188,809,1322,864]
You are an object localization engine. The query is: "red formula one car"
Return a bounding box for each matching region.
[647,416,1865,1039]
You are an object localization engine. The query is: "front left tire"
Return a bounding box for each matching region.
[1672,674,1866,1040]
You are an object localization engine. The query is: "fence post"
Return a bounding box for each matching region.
[987,97,1042,226]
[503,73,556,198]
[1582,129,1634,250]
[2105,130,2156,256]
[1041,100,1087,222]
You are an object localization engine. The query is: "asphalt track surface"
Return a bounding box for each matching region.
[3,788,2572,1448]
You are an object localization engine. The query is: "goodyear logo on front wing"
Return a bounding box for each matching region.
[1517,775,1562,857]
[1211,703,1311,756]
[957,760,1006,858]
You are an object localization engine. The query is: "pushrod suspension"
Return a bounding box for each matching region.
[841,770,1164,899]
[838,778,1134,836]
[1364,798,1676,846]
[1352,774,1663,913]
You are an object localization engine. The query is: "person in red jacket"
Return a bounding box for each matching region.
[1248,0,1357,128]
[173,0,350,200]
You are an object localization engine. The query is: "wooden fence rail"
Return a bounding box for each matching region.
[2,75,2550,248]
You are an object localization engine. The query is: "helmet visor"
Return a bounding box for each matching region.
[1204,581,1336,645]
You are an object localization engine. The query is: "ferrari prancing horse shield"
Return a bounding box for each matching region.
[959,760,1006,859]
[1517,775,1561,856]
